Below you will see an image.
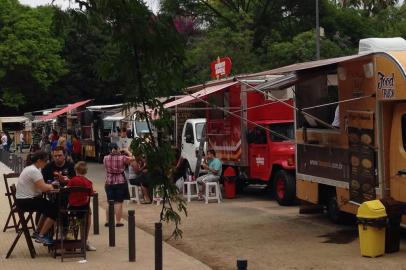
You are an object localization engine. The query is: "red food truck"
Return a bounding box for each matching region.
[165,78,296,205]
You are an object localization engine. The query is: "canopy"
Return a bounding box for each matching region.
[164,81,238,108]
[103,107,138,121]
[0,116,29,123]
[40,100,92,121]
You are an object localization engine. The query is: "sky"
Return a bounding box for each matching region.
[18,0,160,12]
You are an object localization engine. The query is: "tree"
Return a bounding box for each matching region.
[0,0,66,110]
[69,0,187,238]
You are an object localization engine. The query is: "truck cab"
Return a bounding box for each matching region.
[247,120,295,204]
[181,118,206,174]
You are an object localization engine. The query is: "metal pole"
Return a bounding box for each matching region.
[155,222,163,270]
[316,0,320,60]
[108,200,115,247]
[93,192,99,235]
[128,210,136,262]
[237,258,248,270]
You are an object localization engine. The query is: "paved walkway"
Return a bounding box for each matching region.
[0,162,211,270]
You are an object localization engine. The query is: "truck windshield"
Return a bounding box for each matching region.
[269,123,294,142]
[195,123,205,142]
[135,121,150,135]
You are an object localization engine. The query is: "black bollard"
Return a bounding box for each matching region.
[93,193,99,235]
[237,259,248,270]
[128,210,136,262]
[155,223,162,270]
[108,200,115,247]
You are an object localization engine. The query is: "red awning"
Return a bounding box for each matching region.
[40,100,92,121]
[164,81,238,109]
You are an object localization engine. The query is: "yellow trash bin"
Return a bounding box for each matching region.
[357,200,387,257]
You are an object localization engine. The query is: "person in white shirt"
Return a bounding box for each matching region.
[1,132,8,151]
[332,105,340,128]
[15,151,57,245]
[19,131,24,153]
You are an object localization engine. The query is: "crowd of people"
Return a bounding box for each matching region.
[15,146,96,250]
[10,125,223,256]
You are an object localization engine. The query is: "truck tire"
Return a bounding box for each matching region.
[274,170,296,206]
[326,196,349,224]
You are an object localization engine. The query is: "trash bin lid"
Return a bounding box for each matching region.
[356,200,387,219]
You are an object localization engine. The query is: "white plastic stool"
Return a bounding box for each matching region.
[128,184,141,205]
[203,182,221,204]
[183,181,199,202]
[153,186,164,205]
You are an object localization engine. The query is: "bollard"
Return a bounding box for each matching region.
[128,210,136,262]
[155,223,163,270]
[237,259,248,270]
[93,193,99,235]
[108,200,115,247]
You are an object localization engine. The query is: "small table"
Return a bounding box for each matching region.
[183,181,199,202]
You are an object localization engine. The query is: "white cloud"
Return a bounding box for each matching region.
[18,0,159,12]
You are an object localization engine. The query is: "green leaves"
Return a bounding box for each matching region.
[0,0,66,108]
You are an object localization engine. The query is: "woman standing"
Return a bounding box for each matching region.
[103,143,132,227]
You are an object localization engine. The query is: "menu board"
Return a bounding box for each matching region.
[347,111,376,203]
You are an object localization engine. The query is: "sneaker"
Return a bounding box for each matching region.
[31,231,39,240]
[36,234,53,245]
[86,241,96,251]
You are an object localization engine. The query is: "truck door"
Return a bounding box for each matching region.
[248,126,269,181]
[181,122,197,170]
[389,103,406,202]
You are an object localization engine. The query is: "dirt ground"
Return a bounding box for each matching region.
[87,162,406,270]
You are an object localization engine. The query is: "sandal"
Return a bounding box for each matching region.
[141,201,152,204]
[116,223,124,227]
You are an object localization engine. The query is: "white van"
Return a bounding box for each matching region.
[181,118,206,174]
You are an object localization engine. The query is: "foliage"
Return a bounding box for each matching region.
[70,0,187,238]
[0,0,66,110]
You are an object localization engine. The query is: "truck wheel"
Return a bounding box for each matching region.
[274,170,295,206]
[327,196,348,224]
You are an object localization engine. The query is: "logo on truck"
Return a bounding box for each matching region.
[377,72,394,99]
[256,155,265,167]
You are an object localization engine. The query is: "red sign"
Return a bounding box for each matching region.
[210,57,232,79]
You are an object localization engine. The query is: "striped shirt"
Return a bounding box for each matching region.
[103,153,130,185]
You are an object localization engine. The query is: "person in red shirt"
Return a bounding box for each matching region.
[72,134,82,163]
[67,161,96,251]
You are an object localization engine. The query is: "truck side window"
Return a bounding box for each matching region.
[185,123,194,144]
[269,123,294,142]
[402,114,406,151]
[253,127,267,144]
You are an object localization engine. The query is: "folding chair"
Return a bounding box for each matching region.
[54,187,91,262]
[6,184,36,259]
[3,173,36,233]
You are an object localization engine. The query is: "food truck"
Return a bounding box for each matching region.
[265,37,406,221]
[165,79,296,205]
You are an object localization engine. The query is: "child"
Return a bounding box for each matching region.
[67,161,96,251]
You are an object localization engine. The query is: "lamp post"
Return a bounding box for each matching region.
[316,0,320,60]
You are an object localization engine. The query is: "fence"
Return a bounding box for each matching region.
[0,150,24,174]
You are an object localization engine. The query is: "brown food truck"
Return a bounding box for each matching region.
[262,37,406,222]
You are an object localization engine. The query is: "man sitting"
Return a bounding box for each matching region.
[42,146,75,186]
[196,149,222,197]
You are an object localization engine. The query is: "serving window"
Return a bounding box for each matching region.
[296,74,338,129]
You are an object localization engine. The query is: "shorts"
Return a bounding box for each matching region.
[68,205,91,218]
[129,174,148,187]
[105,183,130,203]
[16,197,58,220]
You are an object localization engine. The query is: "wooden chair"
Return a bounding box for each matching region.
[3,173,36,233]
[6,184,36,259]
[54,187,91,262]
